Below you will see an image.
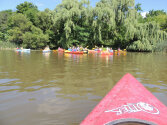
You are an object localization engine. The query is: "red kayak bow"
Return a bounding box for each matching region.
[81,73,167,125]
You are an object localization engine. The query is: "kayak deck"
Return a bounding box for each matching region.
[80,73,167,125]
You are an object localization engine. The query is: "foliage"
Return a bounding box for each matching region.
[153,41,167,52]
[0,10,12,41]
[53,0,91,48]
[127,40,152,52]
[142,10,167,32]
[22,29,49,49]
[146,10,166,17]
[0,41,16,49]
[127,22,167,51]
[161,18,167,32]
[0,1,167,51]
[16,1,38,14]
[135,3,142,12]
[35,9,54,32]
[7,13,49,48]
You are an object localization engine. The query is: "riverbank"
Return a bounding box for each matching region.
[0,41,17,50]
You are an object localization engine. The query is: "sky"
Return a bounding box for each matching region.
[0,0,167,12]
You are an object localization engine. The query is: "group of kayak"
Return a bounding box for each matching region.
[57,47,87,54]
[57,47,126,55]
[15,46,126,55]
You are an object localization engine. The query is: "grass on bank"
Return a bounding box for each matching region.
[153,41,167,52]
[0,41,17,50]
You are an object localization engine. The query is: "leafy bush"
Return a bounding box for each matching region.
[127,39,152,52]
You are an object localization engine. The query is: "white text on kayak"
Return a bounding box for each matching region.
[105,102,160,115]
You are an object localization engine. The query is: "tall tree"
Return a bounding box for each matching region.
[143,10,167,32]
[92,0,138,48]
[0,10,13,41]
[53,0,90,48]
[146,10,166,17]
[16,2,39,25]
[8,13,49,48]
[16,1,38,14]
[135,3,142,12]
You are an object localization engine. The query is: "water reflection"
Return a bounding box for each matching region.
[0,51,167,125]
[100,55,113,65]
[0,51,167,96]
[64,53,86,64]
[43,52,50,60]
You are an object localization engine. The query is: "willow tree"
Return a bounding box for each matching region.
[127,13,167,52]
[53,0,90,48]
[127,21,167,51]
[93,0,167,51]
[92,0,138,48]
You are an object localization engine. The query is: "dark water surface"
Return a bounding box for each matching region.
[0,50,167,125]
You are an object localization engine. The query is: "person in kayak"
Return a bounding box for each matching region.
[109,48,113,53]
[44,46,50,50]
[68,47,72,51]
[72,46,77,52]
[76,46,80,51]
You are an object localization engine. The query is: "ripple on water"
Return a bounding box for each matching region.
[0,78,19,84]
[0,86,20,91]
[0,51,167,125]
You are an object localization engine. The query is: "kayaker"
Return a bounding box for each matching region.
[109,48,113,53]
[77,46,80,51]
[72,47,77,52]
[79,46,83,51]
[106,47,109,51]
[44,46,50,50]
[99,47,102,51]
[68,47,72,51]
[83,47,88,53]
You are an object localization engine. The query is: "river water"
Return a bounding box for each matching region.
[0,50,167,125]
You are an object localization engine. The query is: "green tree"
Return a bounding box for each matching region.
[35,9,54,32]
[161,18,167,32]
[0,10,13,41]
[1,0,167,51]
[146,10,166,17]
[92,0,138,48]
[8,13,33,45]
[22,26,49,49]
[143,10,167,32]
[53,0,90,48]
[8,13,49,48]
[135,3,142,12]
[16,2,39,25]
[16,1,38,14]
[24,8,39,25]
